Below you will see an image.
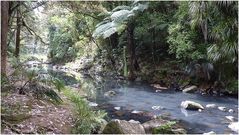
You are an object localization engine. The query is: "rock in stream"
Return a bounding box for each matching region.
[181,100,204,110]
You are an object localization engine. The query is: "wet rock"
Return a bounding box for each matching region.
[104,90,116,97]
[114,107,121,110]
[102,119,145,134]
[181,100,204,110]
[203,131,216,135]
[151,84,168,90]
[131,110,143,114]
[152,106,165,110]
[171,128,187,134]
[218,106,226,111]
[129,119,140,124]
[155,90,162,93]
[143,119,186,134]
[182,86,197,93]
[228,109,234,113]
[88,102,98,107]
[228,122,239,133]
[225,116,235,122]
[114,111,125,117]
[206,104,217,108]
[142,118,167,133]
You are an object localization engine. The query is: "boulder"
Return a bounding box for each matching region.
[128,119,140,124]
[142,118,168,133]
[228,122,239,133]
[181,100,204,110]
[206,104,217,108]
[143,119,186,134]
[182,86,197,93]
[102,119,145,134]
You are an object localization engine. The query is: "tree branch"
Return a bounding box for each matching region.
[22,20,48,45]
[22,1,47,14]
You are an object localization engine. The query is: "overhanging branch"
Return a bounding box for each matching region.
[22,20,48,45]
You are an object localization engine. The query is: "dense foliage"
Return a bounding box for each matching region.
[1,1,238,134]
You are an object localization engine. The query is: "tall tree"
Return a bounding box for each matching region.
[15,3,21,58]
[1,1,9,74]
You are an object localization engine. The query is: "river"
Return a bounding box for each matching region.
[29,63,239,134]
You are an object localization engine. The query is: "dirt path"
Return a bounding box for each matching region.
[1,92,74,134]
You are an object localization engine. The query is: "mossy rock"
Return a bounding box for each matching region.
[143,118,187,134]
[152,121,176,134]
[102,119,145,134]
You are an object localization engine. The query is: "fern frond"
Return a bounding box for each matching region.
[131,3,148,12]
[112,6,131,12]
[93,22,117,38]
[110,10,133,23]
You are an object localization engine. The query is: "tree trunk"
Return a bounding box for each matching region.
[109,33,118,49]
[201,21,208,44]
[127,22,139,81]
[1,1,9,75]
[15,8,21,57]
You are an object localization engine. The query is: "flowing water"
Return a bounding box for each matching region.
[32,64,238,134]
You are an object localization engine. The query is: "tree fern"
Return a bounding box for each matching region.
[93,2,148,39]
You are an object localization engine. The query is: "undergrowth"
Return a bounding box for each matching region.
[62,87,107,134]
